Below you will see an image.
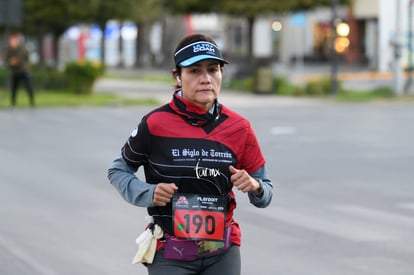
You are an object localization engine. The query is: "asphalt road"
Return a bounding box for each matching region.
[1,81,414,275]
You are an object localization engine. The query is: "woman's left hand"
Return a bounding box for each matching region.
[229,165,260,194]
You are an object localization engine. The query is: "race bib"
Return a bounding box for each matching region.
[172,193,226,241]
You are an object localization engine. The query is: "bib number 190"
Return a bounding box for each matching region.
[184,213,215,235]
[174,210,225,241]
[172,193,226,241]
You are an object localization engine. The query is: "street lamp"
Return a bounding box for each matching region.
[337,22,350,37]
[335,22,350,54]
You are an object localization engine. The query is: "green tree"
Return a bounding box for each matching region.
[23,0,158,67]
[121,0,163,67]
[23,0,97,67]
[88,0,133,66]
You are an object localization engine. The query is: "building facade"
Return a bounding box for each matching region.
[212,0,408,73]
[273,0,412,73]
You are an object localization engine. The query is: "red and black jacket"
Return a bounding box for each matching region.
[122,92,265,245]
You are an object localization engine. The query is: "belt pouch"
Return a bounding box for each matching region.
[163,236,198,261]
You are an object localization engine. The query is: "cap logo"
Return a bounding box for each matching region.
[193,43,215,54]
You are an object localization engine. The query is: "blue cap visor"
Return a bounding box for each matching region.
[174,41,229,67]
[179,55,228,67]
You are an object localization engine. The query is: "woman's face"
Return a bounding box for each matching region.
[178,59,222,111]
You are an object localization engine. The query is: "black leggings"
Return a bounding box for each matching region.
[147,245,241,275]
[11,71,35,107]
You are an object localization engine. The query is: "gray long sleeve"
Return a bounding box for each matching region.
[107,156,156,207]
[248,165,273,208]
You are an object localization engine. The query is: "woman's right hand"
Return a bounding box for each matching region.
[153,183,178,206]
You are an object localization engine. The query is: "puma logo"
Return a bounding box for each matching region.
[173,246,184,257]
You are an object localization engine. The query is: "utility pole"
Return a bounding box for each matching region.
[405,0,414,94]
[392,0,403,95]
[330,0,339,95]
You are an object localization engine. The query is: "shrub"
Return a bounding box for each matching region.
[31,69,68,90]
[305,77,342,96]
[274,76,295,96]
[64,60,105,94]
[338,86,395,102]
[372,86,393,97]
[228,76,254,92]
[0,68,7,87]
[0,67,68,90]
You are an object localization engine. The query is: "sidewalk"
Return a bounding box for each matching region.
[100,64,407,102]
[107,63,395,83]
[271,63,400,91]
[94,77,325,108]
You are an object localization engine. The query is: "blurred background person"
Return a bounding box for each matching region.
[6,31,35,108]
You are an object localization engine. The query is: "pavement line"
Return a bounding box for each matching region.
[245,207,397,242]
[271,126,296,136]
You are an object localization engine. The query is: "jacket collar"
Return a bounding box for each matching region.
[170,90,222,127]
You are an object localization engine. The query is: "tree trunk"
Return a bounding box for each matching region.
[247,15,255,64]
[36,24,45,69]
[99,23,106,66]
[53,27,67,70]
[135,21,150,68]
